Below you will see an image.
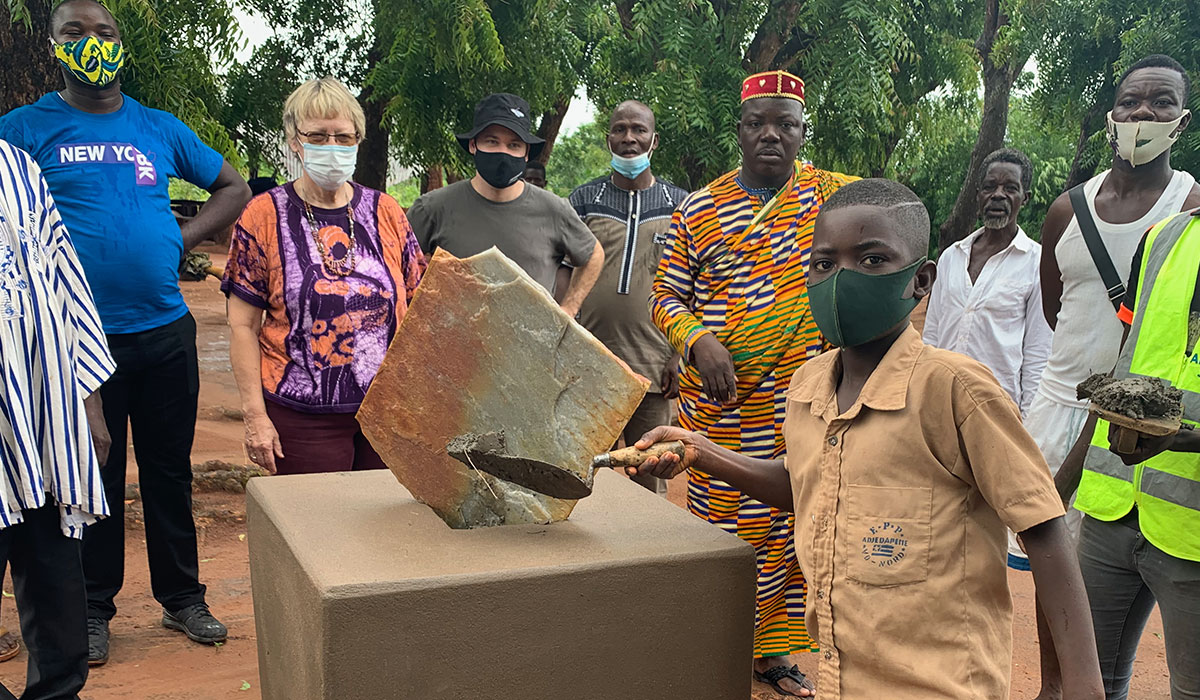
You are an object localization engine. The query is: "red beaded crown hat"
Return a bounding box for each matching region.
[741,70,805,104]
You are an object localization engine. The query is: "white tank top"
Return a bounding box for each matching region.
[1038,168,1196,407]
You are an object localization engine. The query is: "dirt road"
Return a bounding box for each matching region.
[0,258,1171,699]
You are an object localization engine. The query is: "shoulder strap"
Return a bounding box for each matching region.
[1068,183,1125,311]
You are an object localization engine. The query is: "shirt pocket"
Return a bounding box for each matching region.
[843,484,931,587]
[0,239,26,321]
[980,280,1027,320]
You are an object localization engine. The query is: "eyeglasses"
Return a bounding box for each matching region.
[297,130,360,146]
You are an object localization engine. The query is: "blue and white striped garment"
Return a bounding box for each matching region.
[0,139,115,538]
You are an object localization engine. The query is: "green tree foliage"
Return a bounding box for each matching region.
[113,0,243,161]
[218,0,371,176]
[369,0,611,177]
[585,0,749,188]
[544,118,611,196]
[803,0,979,179]
[5,0,243,160]
[386,176,421,207]
[220,40,298,177]
[890,88,1076,253]
[1005,93,1076,235]
[586,0,980,189]
[12,0,1195,228]
[888,93,979,254]
[1033,0,1200,186]
[935,0,1049,248]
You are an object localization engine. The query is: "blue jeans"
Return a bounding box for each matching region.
[1078,512,1200,700]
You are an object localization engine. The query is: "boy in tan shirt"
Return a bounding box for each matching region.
[628,179,1103,699]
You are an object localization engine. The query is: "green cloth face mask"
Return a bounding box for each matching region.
[807,257,927,347]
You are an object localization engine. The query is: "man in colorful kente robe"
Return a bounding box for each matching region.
[651,71,856,697]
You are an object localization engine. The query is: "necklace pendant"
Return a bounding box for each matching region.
[305,199,359,277]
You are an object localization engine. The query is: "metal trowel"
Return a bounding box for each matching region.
[446,431,684,499]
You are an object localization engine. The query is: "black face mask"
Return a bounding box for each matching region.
[474,150,526,189]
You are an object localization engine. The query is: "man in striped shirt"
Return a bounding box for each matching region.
[650,71,855,697]
[0,138,115,700]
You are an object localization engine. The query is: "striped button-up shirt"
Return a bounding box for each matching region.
[0,139,115,538]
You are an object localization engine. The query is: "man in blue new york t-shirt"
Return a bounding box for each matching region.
[0,0,250,669]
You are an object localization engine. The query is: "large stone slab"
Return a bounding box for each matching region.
[247,470,755,700]
[358,248,650,528]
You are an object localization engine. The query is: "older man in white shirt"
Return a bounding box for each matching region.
[0,139,115,700]
[924,146,1054,592]
[923,148,1051,418]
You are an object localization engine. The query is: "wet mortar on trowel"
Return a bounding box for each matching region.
[446,431,594,505]
[1077,374,1184,420]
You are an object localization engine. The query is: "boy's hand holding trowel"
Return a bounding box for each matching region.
[622,426,713,481]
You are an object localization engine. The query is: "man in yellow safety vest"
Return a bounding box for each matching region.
[1058,207,1200,700]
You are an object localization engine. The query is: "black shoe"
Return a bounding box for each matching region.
[162,603,227,644]
[87,617,109,666]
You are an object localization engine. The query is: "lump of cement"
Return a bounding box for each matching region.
[1080,375,1183,420]
[446,431,508,461]
[1076,373,1113,401]
[357,248,650,529]
[180,251,215,281]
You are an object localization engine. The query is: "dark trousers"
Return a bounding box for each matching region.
[82,313,206,620]
[0,505,89,700]
[1079,513,1200,700]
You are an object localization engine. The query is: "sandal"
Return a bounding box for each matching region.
[0,628,19,663]
[754,664,815,697]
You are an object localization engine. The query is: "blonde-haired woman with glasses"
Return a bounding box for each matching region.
[222,77,425,474]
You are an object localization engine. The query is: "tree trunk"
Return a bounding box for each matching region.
[614,0,635,33]
[742,0,811,71]
[355,83,389,190]
[1064,101,1110,190]
[2,1,60,114]
[354,44,389,191]
[534,92,572,166]
[937,0,1030,251]
[872,130,905,179]
[420,165,443,194]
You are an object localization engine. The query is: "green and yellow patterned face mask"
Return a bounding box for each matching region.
[53,36,125,87]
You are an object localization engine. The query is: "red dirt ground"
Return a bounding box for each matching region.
[0,255,1172,699]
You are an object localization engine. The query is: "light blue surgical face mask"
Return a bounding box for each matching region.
[611,149,652,179]
[301,143,358,191]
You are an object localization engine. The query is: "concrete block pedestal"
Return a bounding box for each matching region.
[247,469,755,699]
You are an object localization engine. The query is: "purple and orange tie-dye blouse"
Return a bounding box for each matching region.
[222,183,425,413]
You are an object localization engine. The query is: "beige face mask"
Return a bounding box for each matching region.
[1106,110,1191,166]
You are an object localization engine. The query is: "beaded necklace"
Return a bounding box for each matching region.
[302,199,357,276]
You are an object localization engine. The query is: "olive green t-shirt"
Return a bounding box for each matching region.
[406,180,597,293]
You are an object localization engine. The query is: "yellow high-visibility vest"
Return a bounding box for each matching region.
[1078,211,1200,562]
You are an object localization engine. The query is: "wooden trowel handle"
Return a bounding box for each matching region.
[1112,426,1141,455]
[594,441,685,469]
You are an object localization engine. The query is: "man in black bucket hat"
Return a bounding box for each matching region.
[408,93,604,315]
